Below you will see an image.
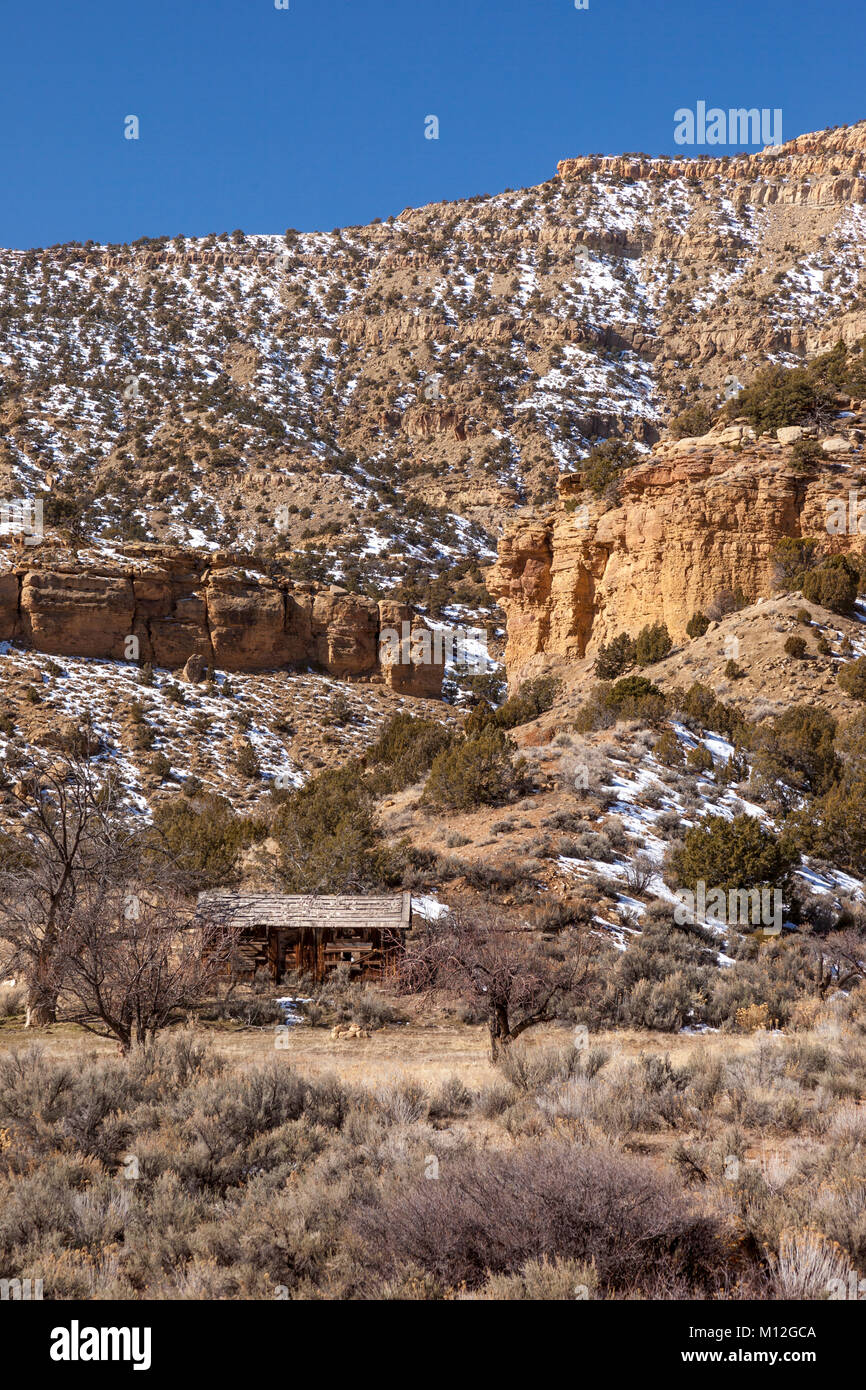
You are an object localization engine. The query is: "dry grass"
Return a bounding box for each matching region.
[0,1014,766,1087]
[1,991,864,1300]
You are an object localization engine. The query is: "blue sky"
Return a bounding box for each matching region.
[1,0,862,248]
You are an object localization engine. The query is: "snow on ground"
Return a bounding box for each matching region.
[0,641,427,813]
[411,895,449,921]
[551,708,836,974]
[276,997,313,1025]
[796,863,864,901]
[701,731,735,763]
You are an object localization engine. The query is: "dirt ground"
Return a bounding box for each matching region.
[0,1014,767,1089]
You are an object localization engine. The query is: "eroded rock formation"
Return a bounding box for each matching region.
[488,421,866,683]
[0,548,444,697]
[557,122,866,208]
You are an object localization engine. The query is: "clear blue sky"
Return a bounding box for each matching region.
[1,0,862,249]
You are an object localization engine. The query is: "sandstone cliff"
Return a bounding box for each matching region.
[488,419,866,683]
[5,117,866,605]
[0,548,444,698]
[557,121,866,209]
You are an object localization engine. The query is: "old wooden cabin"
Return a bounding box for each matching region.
[195,891,412,983]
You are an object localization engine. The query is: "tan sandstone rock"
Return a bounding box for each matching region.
[488,442,866,683]
[19,568,135,658]
[0,549,444,696]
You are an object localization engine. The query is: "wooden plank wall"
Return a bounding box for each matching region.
[274,926,404,982]
[213,897,412,983]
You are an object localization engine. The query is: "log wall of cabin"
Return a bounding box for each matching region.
[274,926,401,981]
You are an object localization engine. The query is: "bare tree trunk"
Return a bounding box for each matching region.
[25,941,59,1026]
[488,1003,511,1060]
[25,982,57,1027]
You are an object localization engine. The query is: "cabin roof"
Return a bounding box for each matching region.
[195,891,412,930]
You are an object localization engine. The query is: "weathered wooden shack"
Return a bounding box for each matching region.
[195,891,411,983]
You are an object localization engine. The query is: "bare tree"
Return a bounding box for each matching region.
[625,854,656,896]
[53,887,240,1051]
[811,927,866,998]
[400,906,598,1058]
[0,752,139,1026]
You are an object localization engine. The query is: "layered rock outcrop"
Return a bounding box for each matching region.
[557,122,866,208]
[7,117,866,591]
[488,424,866,683]
[0,549,444,698]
